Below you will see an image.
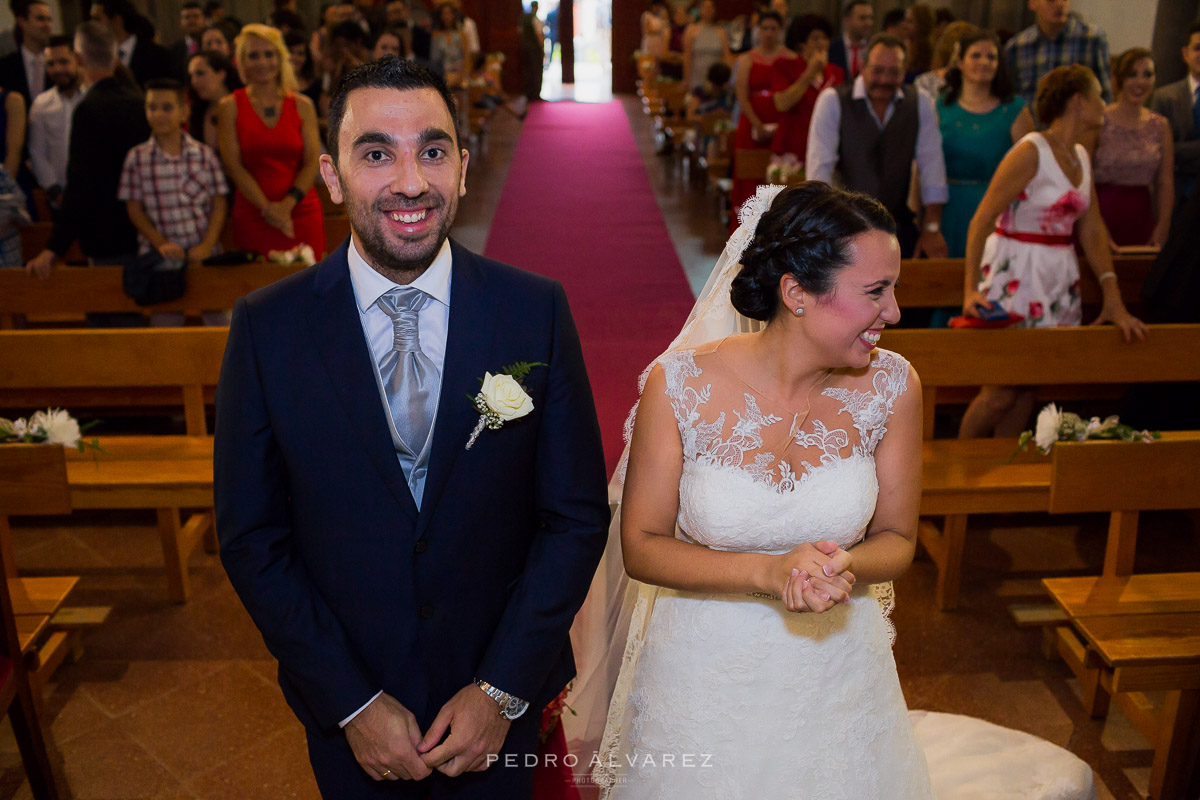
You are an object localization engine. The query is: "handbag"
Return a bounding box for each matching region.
[120,250,187,306]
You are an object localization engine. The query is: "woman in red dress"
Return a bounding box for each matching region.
[773,14,845,162]
[218,23,325,257]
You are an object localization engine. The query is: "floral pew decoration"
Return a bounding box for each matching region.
[1015,403,1159,457]
[0,408,101,454]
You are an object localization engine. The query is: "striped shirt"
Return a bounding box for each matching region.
[1005,17,1112,109]
[117,133,228,255]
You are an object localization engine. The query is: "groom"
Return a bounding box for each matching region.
[214,57,610,798]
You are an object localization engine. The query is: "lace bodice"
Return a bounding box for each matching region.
[1093,109,1164,187]
[658,340,909,554]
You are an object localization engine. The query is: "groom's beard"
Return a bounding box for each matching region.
[342,181,458,280]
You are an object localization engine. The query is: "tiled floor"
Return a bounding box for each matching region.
[2,98,1197,799]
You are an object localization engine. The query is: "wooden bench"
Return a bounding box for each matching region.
[895,255,1152,310]
[0,329,226,602]
[0,263,306,329]
[876,324,1200,609]
[1044,573,1200,800]
[0,444,109,710]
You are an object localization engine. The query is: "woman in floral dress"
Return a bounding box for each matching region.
[958,65,1146,438]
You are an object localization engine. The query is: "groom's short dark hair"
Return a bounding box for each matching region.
[326,55,461,166]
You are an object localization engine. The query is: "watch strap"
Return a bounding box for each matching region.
[287,186,306,203]
[474,679,530,720]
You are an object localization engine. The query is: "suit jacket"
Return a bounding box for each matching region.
[829,37,849,76]
[47,76,149,259]
[1150,78,1200,206]
[128,36,173,88]
[167,38,198,82]
[214,239,610,794]
[0,48,42,106]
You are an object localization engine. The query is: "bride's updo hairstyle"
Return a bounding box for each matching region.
[730,182,895,322]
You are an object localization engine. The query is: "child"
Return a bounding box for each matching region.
[686,61,734,121]
[118,77,229,325]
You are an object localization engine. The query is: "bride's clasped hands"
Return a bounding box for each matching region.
[777,539,855,613]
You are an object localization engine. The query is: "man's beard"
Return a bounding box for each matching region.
[344,185,456,278]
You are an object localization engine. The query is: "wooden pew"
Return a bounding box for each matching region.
[0,263,306,328]
[0,330,226,602]
[896,255,1153,309]
[876,323,1200,609]
[1043,572,1200,800]
[0,328,226,437]
[0,444,109,713]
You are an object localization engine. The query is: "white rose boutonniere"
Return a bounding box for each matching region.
[465,361,545,450]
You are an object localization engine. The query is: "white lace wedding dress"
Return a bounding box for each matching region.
[596,338,933,799]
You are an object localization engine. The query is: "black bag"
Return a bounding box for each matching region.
[120,250,187,306]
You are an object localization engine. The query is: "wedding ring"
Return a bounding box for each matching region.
[380,769,392,778]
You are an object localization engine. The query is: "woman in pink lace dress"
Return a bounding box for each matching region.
[1087,48,1174,247]
[958,65,1147,438]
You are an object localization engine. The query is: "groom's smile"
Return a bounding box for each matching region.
[320,85,469,282]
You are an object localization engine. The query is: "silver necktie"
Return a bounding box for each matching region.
[376,286,439,456]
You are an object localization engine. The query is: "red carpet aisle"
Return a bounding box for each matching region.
[483,101,697,475]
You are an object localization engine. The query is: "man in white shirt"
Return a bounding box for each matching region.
[27,34,83,208]
[0,0,53,106]
[807,34,948,258]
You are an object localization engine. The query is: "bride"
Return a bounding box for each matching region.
[591,181,933,797]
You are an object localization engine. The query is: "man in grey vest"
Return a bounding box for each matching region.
[806,33,948,258]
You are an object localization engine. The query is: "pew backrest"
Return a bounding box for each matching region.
[1048,436,1200,514]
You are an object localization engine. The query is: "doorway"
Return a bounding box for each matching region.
[538,0,612,103]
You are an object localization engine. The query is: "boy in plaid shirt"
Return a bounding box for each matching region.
[120,77,228,260]
[119,77,229,324]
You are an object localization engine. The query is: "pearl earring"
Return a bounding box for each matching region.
[794,307,804,317]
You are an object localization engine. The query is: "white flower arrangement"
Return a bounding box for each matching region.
[267,244,316,266]
[0,408,100,452]
[1015,403,1159,456]
[465,362,543,450]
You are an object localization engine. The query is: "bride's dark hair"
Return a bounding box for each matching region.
[730,182,896,322]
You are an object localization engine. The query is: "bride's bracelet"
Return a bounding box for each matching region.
[747,591,781,600]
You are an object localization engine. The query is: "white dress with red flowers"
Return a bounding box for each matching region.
[977,132,1088,328]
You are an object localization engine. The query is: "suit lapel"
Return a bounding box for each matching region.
[309,243,419,523]
[415,242,499,538]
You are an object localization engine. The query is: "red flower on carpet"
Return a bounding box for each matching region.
[1028,301,1044,320]
[1038,190,1086,234]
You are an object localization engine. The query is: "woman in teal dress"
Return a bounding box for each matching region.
[937,30,1035,258]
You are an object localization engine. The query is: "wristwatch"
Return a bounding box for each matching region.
[923,221,940,234]
[287,186,306,203]
[474,679,530,720]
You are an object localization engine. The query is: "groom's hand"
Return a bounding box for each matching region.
[344,693,431,781]
[417,685,512,777]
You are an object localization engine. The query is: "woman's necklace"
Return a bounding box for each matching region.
[786,369,834,441]
[1044,130,1080,169]
[249,87,279,119]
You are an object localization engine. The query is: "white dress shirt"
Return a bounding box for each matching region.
[117,34,136,68]
[20,44,44,98]
[806,75,949,206]
[27,84,85,190]
[339,236,452,728]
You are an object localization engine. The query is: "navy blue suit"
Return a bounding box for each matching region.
[214,238,610,797]
[829,37,850,77]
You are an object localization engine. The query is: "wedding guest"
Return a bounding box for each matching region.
[201,24,232,58]
[372,27,407,60]
[807,34,948,258]
[959,65,1145,438]
[1150,22,1200,210]
[1088,47,1172,247]
[1005,0,1111,108]
[28,35,84,206]
[324,20,369,106]
[641,1,669,61]
[26,20,149,278]
[771,13,844,162]
[450,0,480,64]
[187,50,237,151]
[217,23,324,258]
[683,0,731,92]
[903,3,934,77]
[168,0,207,80]
[0,0,52,106]
[284,30,321,110]
[270,9,307,37]
[429,2,465,86]
[91,0,173,88]
[913,20,978,99]
[881,9,906,40]
[731,12,799,222]
[118,77,228,325]
[520,1,544,101]
[938,29,1034,258]
[829,0,872,80]
[686,61,734,119]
